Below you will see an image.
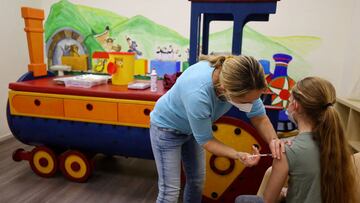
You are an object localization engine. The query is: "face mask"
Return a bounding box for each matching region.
[229,101,253,113]
[286,110,297,125]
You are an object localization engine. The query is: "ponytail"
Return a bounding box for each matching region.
[316,106,356,203]
[199,55,226,69]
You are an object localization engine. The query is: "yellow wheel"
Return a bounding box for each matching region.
[59,150,92,182]
[29,146,57,178]
[203,117,272,202]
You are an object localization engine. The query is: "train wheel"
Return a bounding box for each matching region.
[203,116,271,202]
[59,150,92,183]
[29,146,58,178]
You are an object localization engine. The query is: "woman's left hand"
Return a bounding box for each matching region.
[269,138,285,159]
[239,146,260,167]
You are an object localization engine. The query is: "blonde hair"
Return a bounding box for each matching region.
[292,77,356,203]
[199,55,266,98]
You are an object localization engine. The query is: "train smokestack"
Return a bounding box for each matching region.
[21,7,47,77]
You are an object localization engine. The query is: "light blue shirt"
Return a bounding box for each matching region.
[150,61,265,145]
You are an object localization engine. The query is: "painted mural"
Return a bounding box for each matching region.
[45,0,321,78]
[44,0,321,129]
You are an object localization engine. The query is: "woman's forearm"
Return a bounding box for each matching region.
[203,138,240,159]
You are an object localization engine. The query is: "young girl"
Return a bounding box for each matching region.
[236,77,358,203]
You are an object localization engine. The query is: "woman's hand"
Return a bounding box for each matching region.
[269,138,285,159]
[237,146,260,167]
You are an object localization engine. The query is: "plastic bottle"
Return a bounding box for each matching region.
[150,68,158,92]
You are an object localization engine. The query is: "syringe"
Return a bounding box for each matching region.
[247,153,273,158]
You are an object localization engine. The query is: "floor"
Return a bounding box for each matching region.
[0,137,159,203]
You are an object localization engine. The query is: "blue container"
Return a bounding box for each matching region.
[150,60,181,77]
[272,53,292,78]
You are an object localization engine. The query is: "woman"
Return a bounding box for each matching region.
[236,77,358,203]
[150,55,283,203]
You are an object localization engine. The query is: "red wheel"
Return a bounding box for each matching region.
[59,150,92,183]
[29,146,58,178]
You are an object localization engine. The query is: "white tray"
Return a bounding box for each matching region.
[54,74,111,88]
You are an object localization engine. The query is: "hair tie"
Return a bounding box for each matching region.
[225,55,233,60]
[323,103,333,109]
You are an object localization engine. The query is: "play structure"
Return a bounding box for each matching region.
[188,0,279,65]
[7,1,283,202]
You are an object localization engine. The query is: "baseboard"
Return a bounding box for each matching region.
[0,133,12,142]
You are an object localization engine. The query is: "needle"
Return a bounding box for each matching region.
[247,153,273,158]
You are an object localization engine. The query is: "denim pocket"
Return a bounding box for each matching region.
[151,125,188,146]
[158,130,187,142]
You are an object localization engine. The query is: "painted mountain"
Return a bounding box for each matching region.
[45,0,321,80]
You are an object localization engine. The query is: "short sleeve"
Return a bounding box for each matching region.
[246,98,266,118]
[285,144,297,172]
[183,91,213,145]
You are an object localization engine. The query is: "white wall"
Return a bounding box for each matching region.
[249,0,357,95]
[338,0,360,99]
[0,0,42,139]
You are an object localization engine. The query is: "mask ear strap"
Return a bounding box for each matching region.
[292,99,298,111]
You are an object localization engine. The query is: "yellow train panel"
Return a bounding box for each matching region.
[64,99,118,122]
[118,103,153,127]
[11,94,64,117]
[9,91,156,128]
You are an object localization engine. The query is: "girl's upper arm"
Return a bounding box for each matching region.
[263,153,289,203]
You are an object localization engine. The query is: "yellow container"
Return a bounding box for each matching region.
[108,52,135,85]
[134,59,148,75]
[62,55,88,71]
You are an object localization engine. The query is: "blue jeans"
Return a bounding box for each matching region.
[150,124,205,203]
[235,195,264,203]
